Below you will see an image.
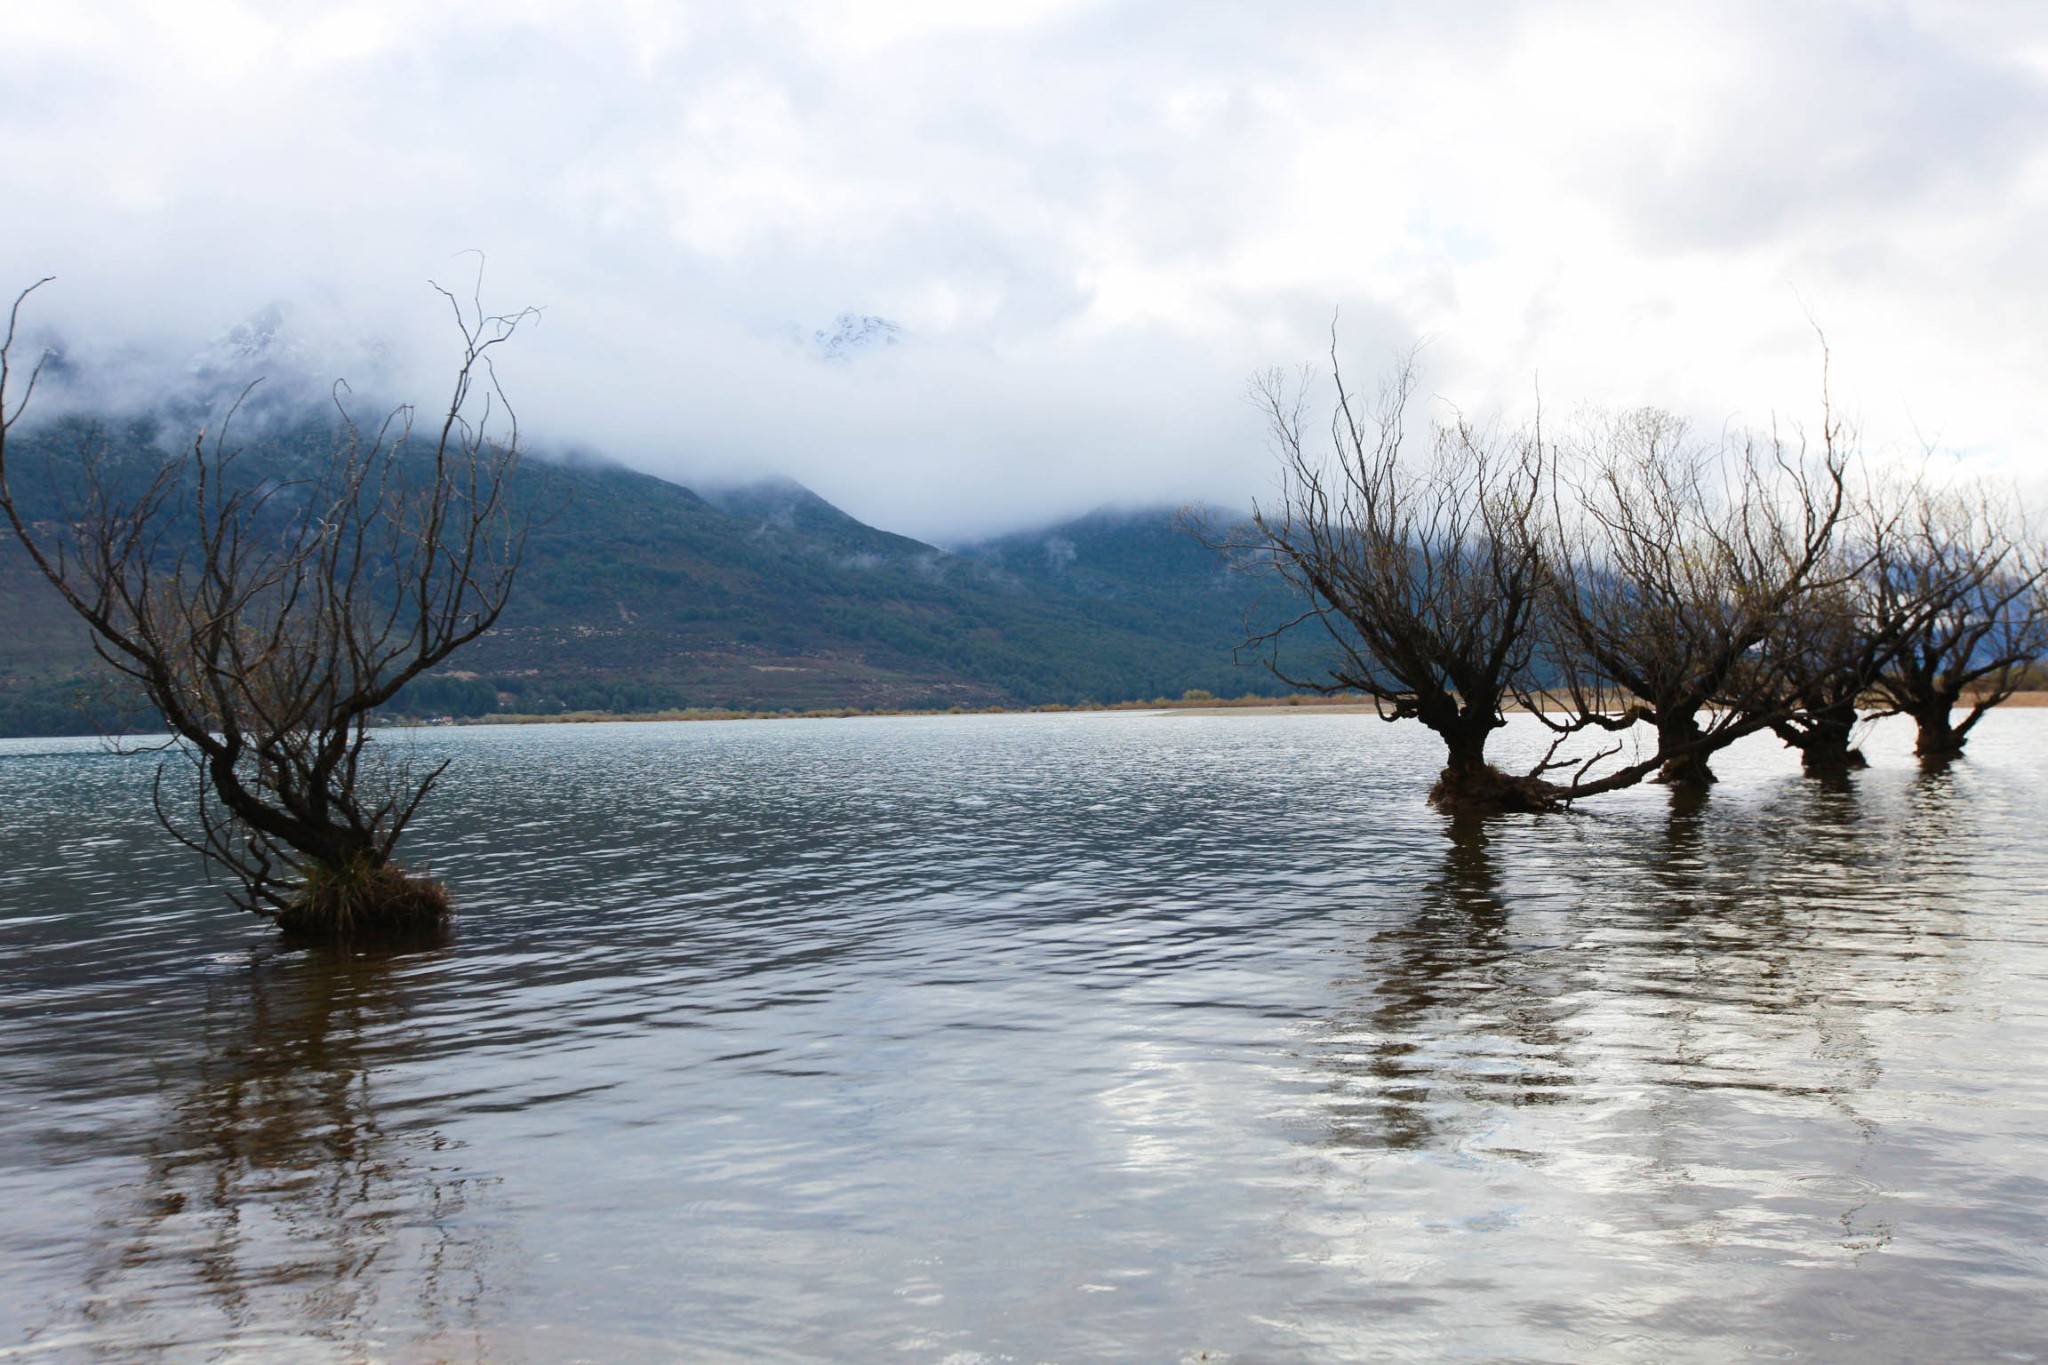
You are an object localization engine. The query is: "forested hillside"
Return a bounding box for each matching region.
[0,414,1306,735]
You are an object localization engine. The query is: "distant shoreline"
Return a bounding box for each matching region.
[8,691,2042,744]
[418,689,2048,728]
[434,693,1366,727]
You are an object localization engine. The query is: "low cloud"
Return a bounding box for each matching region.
[4,1,2045,538]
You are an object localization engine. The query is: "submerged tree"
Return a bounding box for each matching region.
[1868,484,2047,762]
[1230,338,1893,814]
[1542,405,1850,788]
[1758,472,1969,775]
[1243,357,1538,812]
[0,276,536,942]
[1239,353,1662,815]
[1762,578,1890,775]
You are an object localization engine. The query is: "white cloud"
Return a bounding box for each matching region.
[3,0,2044,538]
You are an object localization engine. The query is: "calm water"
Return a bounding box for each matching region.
[2,709,2046,1363]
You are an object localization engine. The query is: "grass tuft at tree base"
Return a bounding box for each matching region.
[277,857,452,948]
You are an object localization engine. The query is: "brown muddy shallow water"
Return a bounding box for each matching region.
[2,710,2046,1362]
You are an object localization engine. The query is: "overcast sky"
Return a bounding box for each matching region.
[4,1,2045,539]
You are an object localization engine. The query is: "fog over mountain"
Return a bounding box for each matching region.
[5,2,2046,538]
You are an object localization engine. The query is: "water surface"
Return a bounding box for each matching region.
[3,710,2046,1362]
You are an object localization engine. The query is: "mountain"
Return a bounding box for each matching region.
[0,415,1307,736]
[806,313,905,364]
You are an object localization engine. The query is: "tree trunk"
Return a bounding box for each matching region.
[1654,712,1717,789]
[1427,724,1558,816]
[1789,703,1868,776]
[1913,703,1966,764]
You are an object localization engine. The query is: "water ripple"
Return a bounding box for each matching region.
[2,710,2047,1361]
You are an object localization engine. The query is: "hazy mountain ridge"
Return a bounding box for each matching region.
[959,505,1250,596]
[0,413,1299,736]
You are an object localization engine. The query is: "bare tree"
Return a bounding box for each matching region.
[1236,351,1661,814]
[1757,471,1967,774]
[1540,405,1850,789]
[1760,579,1889,775]
[0,275,536,942]
[1869,483,2047,762]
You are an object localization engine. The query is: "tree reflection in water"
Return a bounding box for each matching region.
[1283,769,2011,1355]
[1305,820,1581,1153]
[66,950,503,1360]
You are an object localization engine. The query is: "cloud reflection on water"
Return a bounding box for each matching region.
[2,712,2046,1360]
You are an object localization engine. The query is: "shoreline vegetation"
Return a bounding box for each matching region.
[413,686,2048,729]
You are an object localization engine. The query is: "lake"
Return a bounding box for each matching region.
[3,709,2046,1362]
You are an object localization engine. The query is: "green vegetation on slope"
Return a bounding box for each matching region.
[0,414,1304,736]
